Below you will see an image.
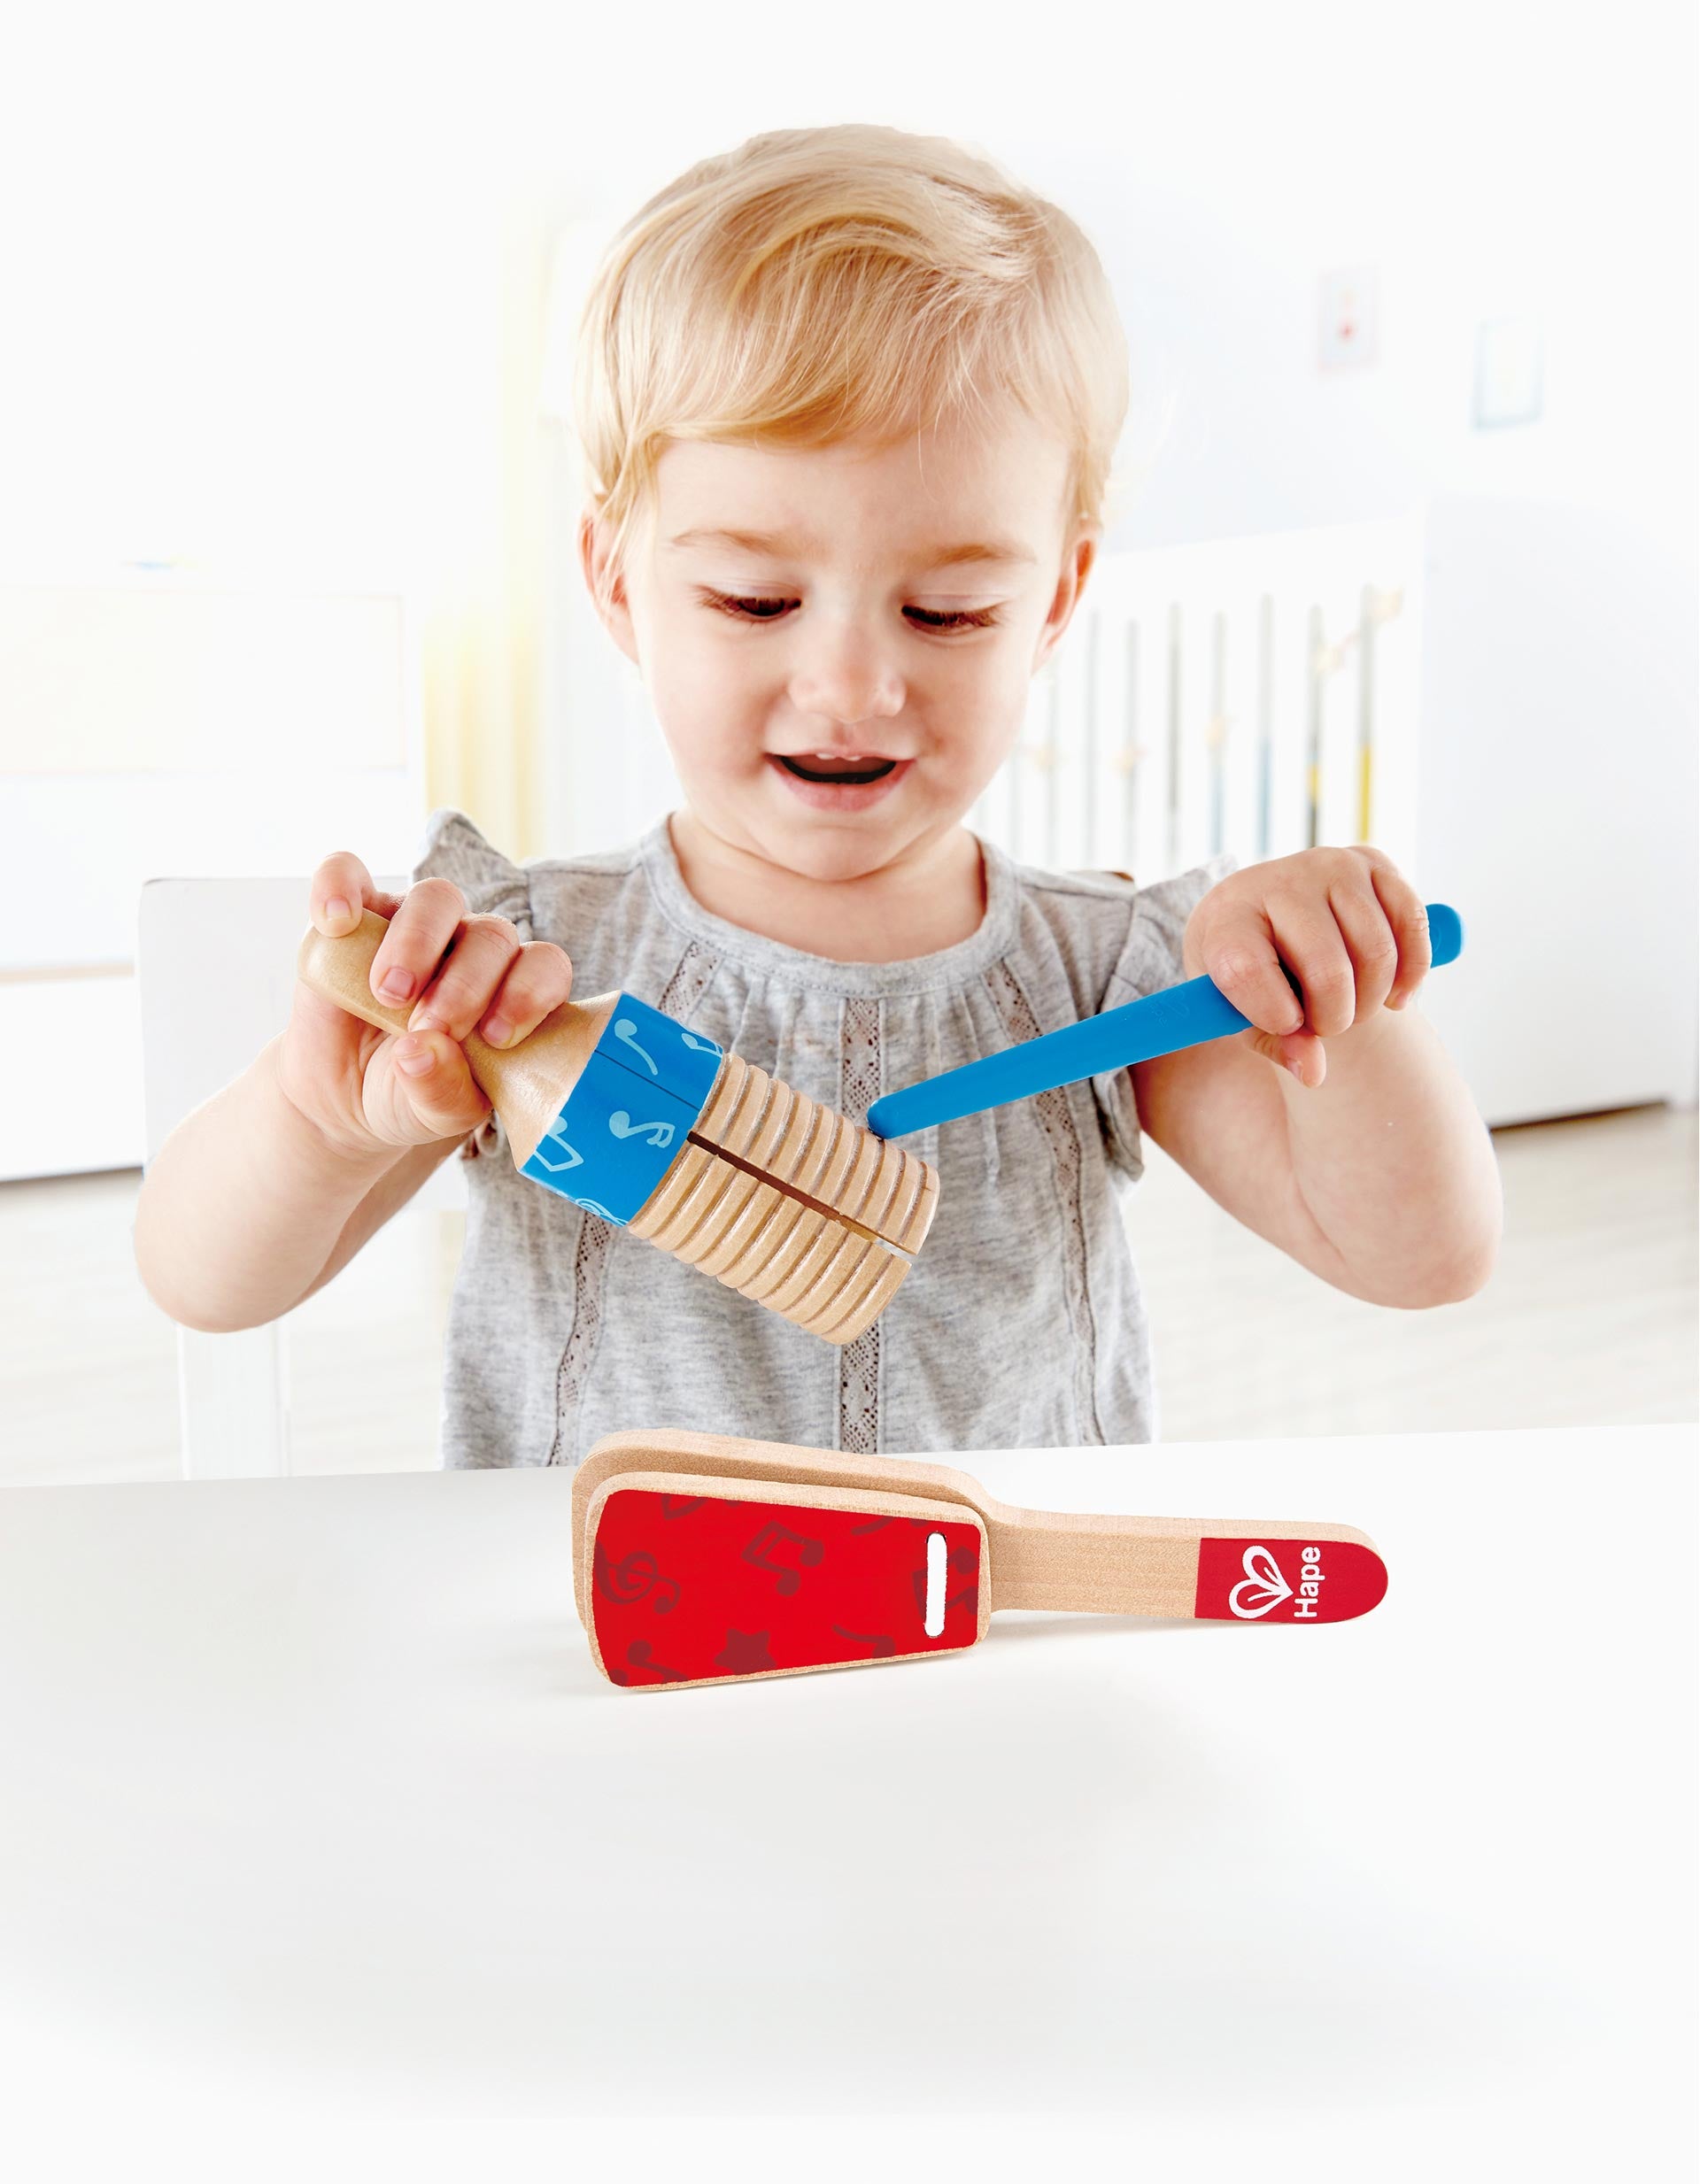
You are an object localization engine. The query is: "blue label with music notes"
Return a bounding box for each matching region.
[520,992,724,1224]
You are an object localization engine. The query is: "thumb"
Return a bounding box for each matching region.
[1241,1023,1326,1089]
[384,1029,494,1140]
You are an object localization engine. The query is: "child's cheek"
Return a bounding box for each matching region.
[648,645,753,768]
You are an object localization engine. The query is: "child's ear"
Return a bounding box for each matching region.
[577,511,640,667]
[1032,525,1100,675]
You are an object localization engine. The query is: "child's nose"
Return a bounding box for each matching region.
[786,627,906,726]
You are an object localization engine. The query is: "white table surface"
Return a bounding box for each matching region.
[0,1424,1693,2164]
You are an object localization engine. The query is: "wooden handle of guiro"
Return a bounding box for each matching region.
[295,908,520,1099]
[296,909,423,1042]
[294,908,610,1148]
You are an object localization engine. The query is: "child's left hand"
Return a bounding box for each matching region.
[1180,846,1433,1089]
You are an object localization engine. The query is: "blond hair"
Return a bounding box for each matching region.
[571,123,1132,613]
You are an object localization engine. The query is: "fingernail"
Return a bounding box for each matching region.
[1287,1059,1307,1083]
[324,896,352,928]
[396,1038,434,1076]
[482,1015,512,1047]
[379,968,413,1001]
[406,1002,439,1034]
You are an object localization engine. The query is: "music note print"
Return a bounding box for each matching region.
[607,1111,676,1150]
[529,1124,584,1175]
[618,1639,688,1684]
[593,1541,681,1615]
[613,1017,659,1074]
[742,1520,824,1596]
[679,1030,722,1058]
[715,1629,777,1675]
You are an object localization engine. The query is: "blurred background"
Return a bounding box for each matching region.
[1,0,1694,1483]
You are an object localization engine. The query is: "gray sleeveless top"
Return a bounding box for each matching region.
[412,807,1232,1469]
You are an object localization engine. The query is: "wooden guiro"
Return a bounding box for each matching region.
[297,909,939,1346]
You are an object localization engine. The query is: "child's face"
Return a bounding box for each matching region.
[582,404,1095,885]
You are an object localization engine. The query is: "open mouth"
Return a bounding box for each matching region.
[776,752,899,785]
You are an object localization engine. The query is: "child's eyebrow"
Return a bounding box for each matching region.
[666,526,1036,570]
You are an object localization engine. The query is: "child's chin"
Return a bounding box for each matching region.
[758,814,911,884]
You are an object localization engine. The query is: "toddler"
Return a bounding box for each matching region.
[135,124,1503,1467]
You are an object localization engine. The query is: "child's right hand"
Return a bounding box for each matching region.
[275,851,576,1163]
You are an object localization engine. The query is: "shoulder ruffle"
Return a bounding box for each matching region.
[410,807,534,940]
[1103,852,1239,1008]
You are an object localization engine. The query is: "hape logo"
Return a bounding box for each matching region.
[1195,1533,1384,1624]
[1225,1542,1334,1619]
[1228,1545,1294,1620]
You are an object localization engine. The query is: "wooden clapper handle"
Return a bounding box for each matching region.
[297,910,939,1344]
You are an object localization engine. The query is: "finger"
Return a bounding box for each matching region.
[475,940,576,1048]
[1267,899,1356,1038]
[1370,866,1433,1008]
[1325,877,1401,1022]
[385,1029,493,1138]
[1242,1023,1327,1089]
[405,914,526,1042]
[310,851,382,936]
[367,878,468,1012]
[1198,913,1306,1038]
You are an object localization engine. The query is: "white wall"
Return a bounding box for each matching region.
[7,3,1691,595]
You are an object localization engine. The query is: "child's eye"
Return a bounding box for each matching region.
[699,590,1001,633]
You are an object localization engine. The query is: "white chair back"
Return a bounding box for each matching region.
[136,875,465,1478]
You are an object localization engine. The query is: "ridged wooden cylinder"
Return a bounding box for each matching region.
[629,1052,937,1343]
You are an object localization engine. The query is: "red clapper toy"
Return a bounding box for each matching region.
[573,1430,1387,1693]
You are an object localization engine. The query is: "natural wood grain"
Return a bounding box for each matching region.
[295,909,614,1167]
[692,1052,936,1254]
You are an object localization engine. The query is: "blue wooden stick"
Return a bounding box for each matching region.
[867,903,1464,1140]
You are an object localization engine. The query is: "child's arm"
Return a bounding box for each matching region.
[134,1035,467,1332]
[1129,846,1503,1308]
[135,850,575,1332]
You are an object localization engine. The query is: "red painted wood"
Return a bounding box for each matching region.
[591,1487,983,1685]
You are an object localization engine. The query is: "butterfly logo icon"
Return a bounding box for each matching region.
[1228,1545,1294,1620]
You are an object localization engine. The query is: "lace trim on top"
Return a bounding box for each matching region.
[981,958,1101,1442]
[653,938,722,1023]
[549,1214,611,1466]
[835,995,884,1455]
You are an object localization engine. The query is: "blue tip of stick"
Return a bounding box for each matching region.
[1426,903,1463,968]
